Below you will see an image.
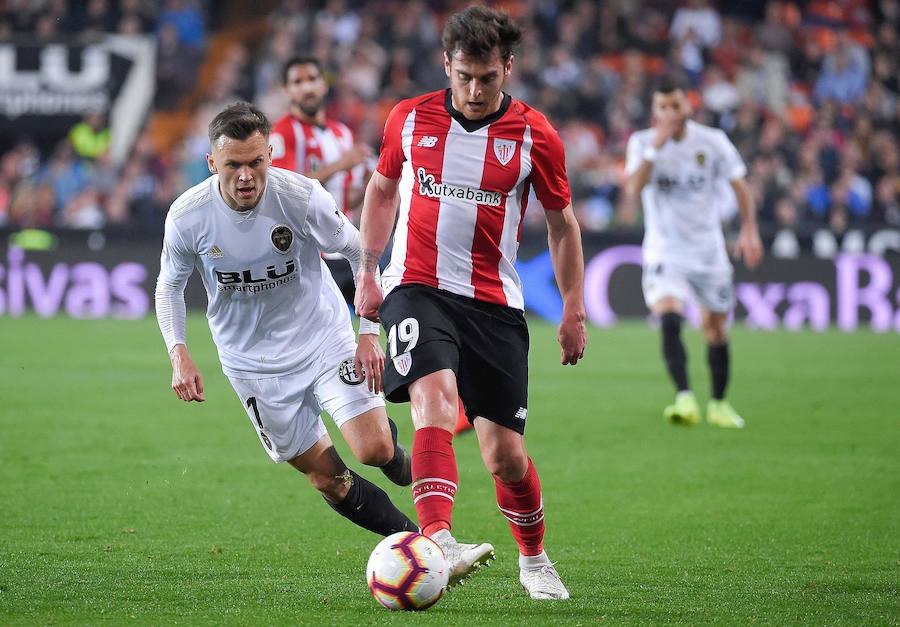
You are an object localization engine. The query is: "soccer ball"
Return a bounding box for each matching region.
[366,531,449,611]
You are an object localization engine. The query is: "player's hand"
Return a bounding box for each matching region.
[557,310,587,366]
[340,143,374,170]
[355,270,384,322]
[355,333,385,394]
[652,111,681,148]
[735,225,763,269]
[169,345,205,402]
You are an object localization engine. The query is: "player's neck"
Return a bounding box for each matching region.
[673,121,689,142]
[451,91,505,120]
[291,105,325,127]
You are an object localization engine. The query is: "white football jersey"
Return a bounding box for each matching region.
[156,167,359,378]
[625,120,746,272]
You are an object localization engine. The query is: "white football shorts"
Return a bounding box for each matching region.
[228,341,385,463]
[642,262,734,313]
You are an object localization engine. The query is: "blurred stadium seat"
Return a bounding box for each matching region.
[0,0,897,242]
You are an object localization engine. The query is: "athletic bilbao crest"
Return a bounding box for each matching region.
[393,351,413,377]
[493,138,516,166]
[270,225,293,253]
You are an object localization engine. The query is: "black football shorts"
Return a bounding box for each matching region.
[379,284,530,434]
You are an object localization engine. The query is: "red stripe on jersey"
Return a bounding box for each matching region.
[402,100,452,288]
[299,122,324,173]
[471,118,526,304]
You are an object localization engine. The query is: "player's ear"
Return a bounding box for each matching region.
[207,153,217,174]
[505,54,514,76]
[443,51,451,78]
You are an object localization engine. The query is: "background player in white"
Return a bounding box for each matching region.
[626,79,763,428]
[155,102,416,537]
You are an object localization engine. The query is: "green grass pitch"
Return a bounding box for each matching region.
[1,316,898,624]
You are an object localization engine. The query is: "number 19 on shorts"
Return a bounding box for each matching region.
[387,317,419,358]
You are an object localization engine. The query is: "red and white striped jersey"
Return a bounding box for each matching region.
[377,89,570,310]
[270,115,362,216]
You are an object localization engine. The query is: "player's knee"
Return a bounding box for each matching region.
[483,450,528,483]
[410,386,457,430]
[356,438,394,467]
[702,323,727,344]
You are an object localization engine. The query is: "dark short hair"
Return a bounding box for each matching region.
[654,75,688,95]
[207,101,271,144]
[442,6,522,63]
[282,56,322,84]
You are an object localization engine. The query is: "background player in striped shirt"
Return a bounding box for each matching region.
[625,79,763,428]
[156,102,416,541]
[355,7,587,600]
[270,56,372,218]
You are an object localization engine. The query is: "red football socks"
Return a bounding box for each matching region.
[495,457,544,556]
[411,426,457,536]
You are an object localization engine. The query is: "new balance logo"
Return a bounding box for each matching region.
[417,135,438,148]
[515,407,528,421]
[208,245,224,258]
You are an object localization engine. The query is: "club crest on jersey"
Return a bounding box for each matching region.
[270,225,293,253]
[493,138,516,166]
[696,152,706,166]
[393,351,413,377]
[337,358,365,386]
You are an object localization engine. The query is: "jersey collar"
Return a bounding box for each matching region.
[444,88,511,133]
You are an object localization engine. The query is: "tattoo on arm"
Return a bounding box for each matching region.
[361,249,381,272]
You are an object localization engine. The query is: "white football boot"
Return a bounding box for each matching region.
[430,529,495,588]
[519,551,570,600]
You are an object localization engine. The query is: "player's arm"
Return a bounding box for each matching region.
[546,206,587,366]
[155,217,205,402]
[529,115,587,365]
[731,177,763,269]
[624,114,680,197]
[303,143,373,183]
[354,100,408,320]
[355,171,399,321]
[306,182,386,392]
[716,129,763,269]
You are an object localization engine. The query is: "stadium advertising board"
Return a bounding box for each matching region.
[1,235,899,332]
[0,36,155,164]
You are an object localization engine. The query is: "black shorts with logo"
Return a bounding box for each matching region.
[379,284,530,434]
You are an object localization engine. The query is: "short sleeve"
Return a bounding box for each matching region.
[270,120,297,171]
[624,132,646,176]
[713,129,747,181]
[529,118,570,211]
[376,101,412,180]
[305,181,352,253]
[159,214,196,286]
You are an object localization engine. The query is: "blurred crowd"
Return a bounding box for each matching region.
[1,0,899,239]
